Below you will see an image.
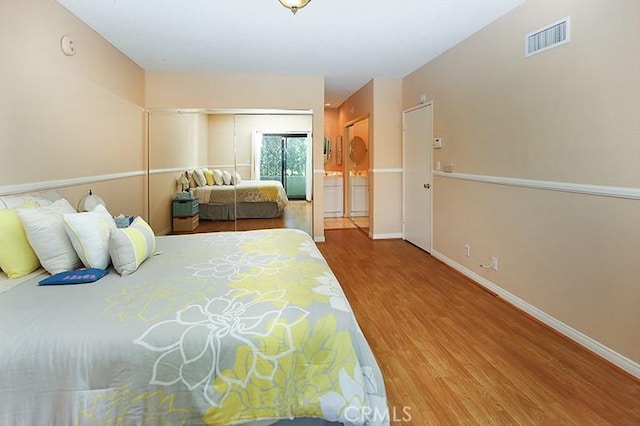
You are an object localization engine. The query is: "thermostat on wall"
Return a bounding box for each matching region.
[433,137,442,148]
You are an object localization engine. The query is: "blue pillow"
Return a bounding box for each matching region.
[39,268,108,285]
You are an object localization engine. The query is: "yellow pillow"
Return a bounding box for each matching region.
[203,169,215,186]
[0,209,40,278]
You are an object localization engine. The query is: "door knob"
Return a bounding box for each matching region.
[424,183,430,189]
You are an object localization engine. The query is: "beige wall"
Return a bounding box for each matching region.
[1,0,146,218]
[404,0,640,364]
[145,72,325,239]
[208,115,236,170]
[372,78,403,237]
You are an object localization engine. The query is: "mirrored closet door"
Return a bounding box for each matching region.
[147,110,313,237]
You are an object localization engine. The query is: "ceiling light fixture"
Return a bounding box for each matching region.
[279,0,311,14]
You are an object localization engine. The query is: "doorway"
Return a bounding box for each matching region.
[260,133,309,200]
[403,103,432,252]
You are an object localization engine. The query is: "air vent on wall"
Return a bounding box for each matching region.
[525,17,570,57]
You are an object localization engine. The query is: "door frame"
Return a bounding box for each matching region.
[402,102,433,252]
[343,115,370,219]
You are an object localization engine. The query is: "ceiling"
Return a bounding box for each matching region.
[57,0,525,107]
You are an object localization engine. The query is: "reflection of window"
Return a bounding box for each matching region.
[260,134,308,200]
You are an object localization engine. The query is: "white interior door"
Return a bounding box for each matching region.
[403,104,432,252]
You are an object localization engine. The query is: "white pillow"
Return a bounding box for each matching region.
[108,217,156,276]
[193,168,207,187]
[0,191,61,210]
[212,169,224,186]
[17,199,83,275]
[63,204,116,270]
[222,170,232,185]
[234,172,242,185]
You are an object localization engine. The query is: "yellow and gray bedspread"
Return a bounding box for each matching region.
[0,229,387,425]
[192,180,289,211]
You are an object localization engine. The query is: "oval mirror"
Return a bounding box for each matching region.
[348,136,367,164]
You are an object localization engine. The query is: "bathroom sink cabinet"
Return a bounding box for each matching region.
[324,176,344,217]
[350,177,369,217]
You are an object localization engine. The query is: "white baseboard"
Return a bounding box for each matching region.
[372,233,403,240]
[314,236,326,243]
[431,249,640,379]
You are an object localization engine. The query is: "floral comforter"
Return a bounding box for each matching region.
[192,180,289,210]
[0,229,387,425]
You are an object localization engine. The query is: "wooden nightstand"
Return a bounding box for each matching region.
[172,198,199,232]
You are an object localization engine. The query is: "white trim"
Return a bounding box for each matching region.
[433,171,640,201]
[431,249,640,379]
[147,108,313,115]
[314,236,326,243]
[151,166,243,175]
[371,168,403,174]
[149,167,188,175]
[313,169,325,174]
[372,233,403,240]
[206,165,251,170]
[0,171,145,196]
[323,212,343,218]
[403,103,431,114]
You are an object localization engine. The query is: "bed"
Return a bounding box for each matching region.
[191,180,289,221]
[0,228,387,425]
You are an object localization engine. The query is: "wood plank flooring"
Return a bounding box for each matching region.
[317,229,640,424]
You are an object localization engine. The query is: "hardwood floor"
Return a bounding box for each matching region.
[317,229,640,424]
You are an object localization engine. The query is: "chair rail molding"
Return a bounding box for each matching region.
[433,171,640,200]
[0,171,146,196]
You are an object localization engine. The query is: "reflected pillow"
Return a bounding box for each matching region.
[212,169,224,186]
[17,199,83,275]
[193,168,207,187]
[108,217,156,276]
[63,204,117,270]
[203,169,215,186]
[222,170,232,185]
[0,208,40,278]
[187,170,198,188]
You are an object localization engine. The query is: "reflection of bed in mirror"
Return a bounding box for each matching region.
[191,180,289,220]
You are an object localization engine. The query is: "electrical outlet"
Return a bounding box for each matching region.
[464,244,471,257]
[491,256,498,271]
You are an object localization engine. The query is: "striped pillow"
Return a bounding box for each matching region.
[108,217,156,276]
